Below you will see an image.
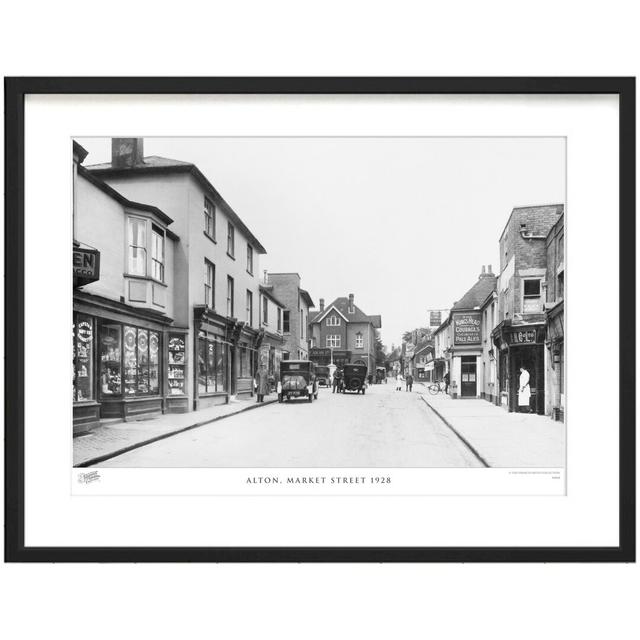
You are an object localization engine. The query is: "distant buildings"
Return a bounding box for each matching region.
[309,294,381,373]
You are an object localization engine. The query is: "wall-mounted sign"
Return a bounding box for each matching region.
[453,313,481,345]
[508,328,538,344]
[73,247,100,286]
[310,348,331,359]
[429,311,442,327]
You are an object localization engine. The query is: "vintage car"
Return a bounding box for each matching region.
[341,363,368,394]
[277,360,319,403]
[315,365,331,387]
[375,366,387,384]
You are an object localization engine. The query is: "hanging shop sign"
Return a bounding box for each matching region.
[429,310,442,327]
[73,247,100,286]
[453,312,481,345]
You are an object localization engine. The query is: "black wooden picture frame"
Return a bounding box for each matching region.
[4,77,635,562]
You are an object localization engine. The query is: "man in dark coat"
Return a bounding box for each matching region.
[254,364,270,402]
[406,373,414,392]
[332,368,343,394]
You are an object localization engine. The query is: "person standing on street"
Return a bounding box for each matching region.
[443,372,450,394]
[406,373,414,392]
[518,366,532,413]
[332,367,343,394]
[254,363,270,403]
[396,373,404,391]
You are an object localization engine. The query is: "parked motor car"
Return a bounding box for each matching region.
[341,363,368,394]
[277,360,319,403]
[315,365,331,387]
[376,366,387,384]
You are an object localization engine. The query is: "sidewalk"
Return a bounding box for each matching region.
[418,388,565,467]
[73,395,277,467]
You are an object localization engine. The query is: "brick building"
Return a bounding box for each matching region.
[492,204,564,413]
[544,211,565,420]
[265,273,314,360]
[309,294,381,373]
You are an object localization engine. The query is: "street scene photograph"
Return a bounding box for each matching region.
[72,136,566,470]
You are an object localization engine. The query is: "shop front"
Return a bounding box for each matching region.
[545,301,564,421]
[194,307,233,410]
[73,291,176,434]
[493,321,546,414]
[450,312,482,398]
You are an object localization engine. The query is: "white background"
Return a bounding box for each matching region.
[1,2,638,640]
[26,94,610,547]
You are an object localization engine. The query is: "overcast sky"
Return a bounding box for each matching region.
[77,137,565,348]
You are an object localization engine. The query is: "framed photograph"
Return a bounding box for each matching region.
[5,77,635,562]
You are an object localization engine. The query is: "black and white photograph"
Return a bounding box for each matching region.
[72,136,566,474]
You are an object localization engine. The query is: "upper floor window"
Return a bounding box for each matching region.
[283,310,290,333]
[262,295,268,324]
[326,315,340,326]
[277,307,282,332]
[227,223,235,258]
[523,279,542,313]
[128,217,147,276]
[204,198,216,240]
[246,244,254,274]
[326,335,341,348]
[227,276,234,317]
[204,260,215,308]
[246,290,253,326]
[355,332,363,349]
[150,224,165,282]
[557,271,564,300]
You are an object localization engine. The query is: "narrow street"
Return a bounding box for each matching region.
[98,382,483,468]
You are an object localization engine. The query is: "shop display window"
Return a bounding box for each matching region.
[100,324,121,395]
[73,312,94,402]
[168,334,186,395]
[198,334,228,394]
[123,325,160,397]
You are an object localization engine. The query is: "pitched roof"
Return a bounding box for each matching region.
[86,155,266,254]
[310,297,381,328]
[452,275,497,311]
[300,289,315,309]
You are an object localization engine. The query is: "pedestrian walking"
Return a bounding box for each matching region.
[396,373,404,391]
[332,368,343,394]
[406,373,413,392]
[254,364,270,403]
[443,372,450,394]
[518,366,532,413]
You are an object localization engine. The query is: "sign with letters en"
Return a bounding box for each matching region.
[73,247,100,286]
[453,312,481,345]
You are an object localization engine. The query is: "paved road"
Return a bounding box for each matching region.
[99,382,483,468]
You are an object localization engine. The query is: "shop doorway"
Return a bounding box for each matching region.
[461,356,477,397]
[509,345,544,414]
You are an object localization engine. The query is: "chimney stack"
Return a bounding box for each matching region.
[263,270,268,284]
[348,293,354,313]
[319,298,325,312]
[112,138,144,169]
[487,264,493,275]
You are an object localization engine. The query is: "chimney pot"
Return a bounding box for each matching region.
[348,293,354,312]
[112,138,144,169]
[319,298,325,312]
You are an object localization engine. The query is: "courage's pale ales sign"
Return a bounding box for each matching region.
[453,312,481,345]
